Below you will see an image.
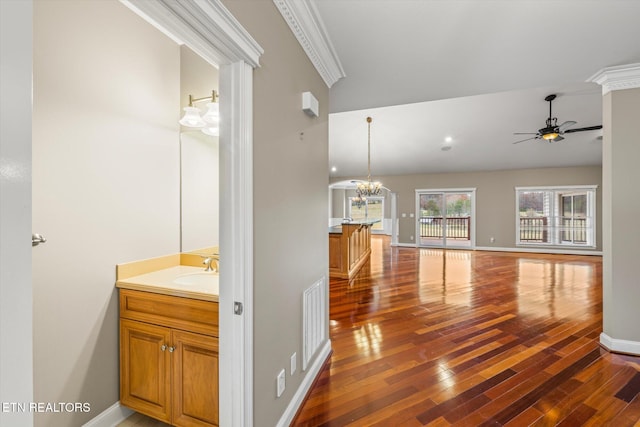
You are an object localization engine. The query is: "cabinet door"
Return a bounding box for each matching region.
[120,319,172,423]
[172,330,219,426]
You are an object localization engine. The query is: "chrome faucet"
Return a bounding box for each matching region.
[202,255,219,272]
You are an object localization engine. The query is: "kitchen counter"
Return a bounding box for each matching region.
[329,219,381,234]
[329,220,379,279]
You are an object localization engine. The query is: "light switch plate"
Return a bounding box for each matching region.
[276,369,286,397]
[290,352,297,375]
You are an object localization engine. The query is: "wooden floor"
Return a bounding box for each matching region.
[293,236,640,426]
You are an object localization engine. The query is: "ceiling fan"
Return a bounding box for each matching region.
[513,94,603,144]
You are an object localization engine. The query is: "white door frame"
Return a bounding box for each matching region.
[390,192,398,245]
[1,1,34,425]
[415,188,477,249]
[121,1,263,425]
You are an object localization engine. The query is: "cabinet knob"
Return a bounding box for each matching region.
[161,344,167,352]
[168,346,175,353]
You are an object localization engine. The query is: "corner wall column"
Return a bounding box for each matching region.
[589,63,640,355]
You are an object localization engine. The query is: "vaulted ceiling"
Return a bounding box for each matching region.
[306,0,640,177]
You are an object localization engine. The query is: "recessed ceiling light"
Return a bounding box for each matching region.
[331,166,337,172]
[445,136,453,143]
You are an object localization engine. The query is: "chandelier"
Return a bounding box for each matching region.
[353,116,382,206]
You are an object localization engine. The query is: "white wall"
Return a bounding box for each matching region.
[32,1,180,425]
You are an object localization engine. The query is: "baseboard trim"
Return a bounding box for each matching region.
[82,401,133,427]
[276,339,332,427]
[600,333,640,356]
[475,246,602,256]
[392,243,601,256]
[392,243,417,248]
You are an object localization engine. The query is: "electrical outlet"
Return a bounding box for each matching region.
[490,237,495,243]
[290,352,297,375]
[276,369,286,397]
[410,235,414,241]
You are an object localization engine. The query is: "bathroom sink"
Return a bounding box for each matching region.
[173,272,218,286]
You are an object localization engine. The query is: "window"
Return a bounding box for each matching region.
[349,197,384,231]
[515,186,596,247]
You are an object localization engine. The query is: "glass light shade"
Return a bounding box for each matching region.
[202,126,219,136]
[179,107,205,127]
[352,195,366,207]
[542,132,559,140]
[357,180,382,195]
[202,102,219,125]
[355,180,382,199]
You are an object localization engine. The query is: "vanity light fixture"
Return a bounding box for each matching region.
[179,90,219,136]
[352,117,382,207]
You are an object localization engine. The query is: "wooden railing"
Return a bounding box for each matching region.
[562,218,587,243]
[419,216,470,240]
[519,217,548,242]
[520,217,587,243]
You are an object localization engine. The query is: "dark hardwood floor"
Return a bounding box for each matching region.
[293,236,640,426]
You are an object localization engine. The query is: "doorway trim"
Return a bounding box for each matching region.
[120,1,263,425]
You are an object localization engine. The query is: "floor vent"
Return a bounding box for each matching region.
[303,277,327,371]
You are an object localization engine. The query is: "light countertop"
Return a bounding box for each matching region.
[329,219,381,234]
[116,265,219,302]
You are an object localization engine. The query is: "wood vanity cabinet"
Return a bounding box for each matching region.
[119,289,219,426]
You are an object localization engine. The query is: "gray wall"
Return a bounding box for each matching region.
[334,165,602,251]
[221,2,330,426]
[602,87,640,342]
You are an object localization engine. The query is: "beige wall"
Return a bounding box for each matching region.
[602,87,640,342]
[221,2,329,426]
[33,1,181,425]
[334,165,602,251]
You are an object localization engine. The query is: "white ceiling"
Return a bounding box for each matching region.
[313,0,640,177]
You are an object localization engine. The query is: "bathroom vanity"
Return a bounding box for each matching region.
[116,253,219,426]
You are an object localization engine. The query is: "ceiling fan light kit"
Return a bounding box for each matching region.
[513,94,602,144]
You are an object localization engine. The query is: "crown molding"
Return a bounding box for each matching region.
[273,0,346,88]
[587,63,640,95]
[121,0,263,68]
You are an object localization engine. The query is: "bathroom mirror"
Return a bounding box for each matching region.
[180,46,220,253]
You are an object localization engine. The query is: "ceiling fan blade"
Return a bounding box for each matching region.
[558,120,577,132]
[564,125,603,134]
[513,132,539,135]
[552,135,565,142]
[513,136,537,144]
